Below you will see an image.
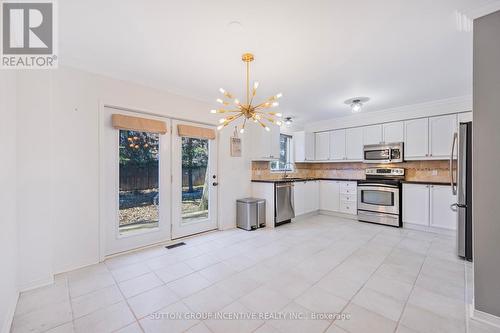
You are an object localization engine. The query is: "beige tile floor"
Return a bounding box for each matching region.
[9,215,494,333]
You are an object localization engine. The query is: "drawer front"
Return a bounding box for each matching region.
[340,193,357,202]
[340,187,356,195]
[340,181,357,189]
[340,201,357,215]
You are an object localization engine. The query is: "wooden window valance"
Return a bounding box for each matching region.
[112,114,167,134]
[177,124,216,140]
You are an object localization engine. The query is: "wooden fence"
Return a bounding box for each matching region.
[119,163,207,191]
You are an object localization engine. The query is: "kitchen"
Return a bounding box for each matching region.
[249,108,471,258]
[3,1,500,333]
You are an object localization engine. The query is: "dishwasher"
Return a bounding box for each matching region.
[275,182,295,225]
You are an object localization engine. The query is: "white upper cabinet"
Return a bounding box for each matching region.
[295,131,315,162]
[294,111,466,163]
[402,183,430,226]
[363,125,383,145]
[429,114,457,159]
[404,118,429,160]
[270,125,281,158]
[248,122,280,160]
[315,132,330,161]
[382,121,404,143]
[304,132,315,161]
[293,131,306,162]
[346,127,363,161]
[430,185,457,230]
[330,129,346,161]
[458,111,472,123]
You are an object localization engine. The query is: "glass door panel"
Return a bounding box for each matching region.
[101,108,171,256]
[181,137,210,223]
[119,130,160,235]
[172,120,217,239]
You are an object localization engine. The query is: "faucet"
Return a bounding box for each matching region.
[282,162,294,179]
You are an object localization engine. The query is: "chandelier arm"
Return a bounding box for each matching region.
[225,112,244,125]
[256,119,268,129]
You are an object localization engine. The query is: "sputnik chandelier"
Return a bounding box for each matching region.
[211,53,283,133]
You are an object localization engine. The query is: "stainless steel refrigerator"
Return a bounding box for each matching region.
[451,122,472,261]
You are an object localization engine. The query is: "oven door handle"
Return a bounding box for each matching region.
[359,183,399,189]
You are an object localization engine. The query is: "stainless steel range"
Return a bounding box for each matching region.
[357,168,404,227]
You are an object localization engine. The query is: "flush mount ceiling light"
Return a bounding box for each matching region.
[284,117,293,126]
[344,97,370,113]
[210,53,283,133]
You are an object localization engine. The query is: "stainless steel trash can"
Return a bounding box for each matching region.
[236,198,266,230]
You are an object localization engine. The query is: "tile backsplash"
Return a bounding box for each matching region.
[252,160,454,183]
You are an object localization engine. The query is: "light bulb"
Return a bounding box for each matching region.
[272,102,279,107]
[275,113,282,117]
[216,98,223,104]
[219,88,226,94]
[210,109,217,114]
[253,81,259,89]
[234,99,240,105]
[240,128,245,134]
[276,93,283,99]
[265,126,270,132]
[219,118,226,123]
[285,119,292,125]
[276,121,282,126]
[351,101,362,112]
[255,114,261,120]
[217,125,224,130]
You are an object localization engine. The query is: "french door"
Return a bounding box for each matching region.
[171,120,218,239]
[101,107,171,256]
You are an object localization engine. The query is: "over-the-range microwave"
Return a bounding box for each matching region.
[363,142,404,163]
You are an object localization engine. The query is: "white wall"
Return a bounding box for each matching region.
[0,72,19,332]
[217,129,252,230]
[304,95,472,132]
[16,71,55,290]
[17,66,251,281]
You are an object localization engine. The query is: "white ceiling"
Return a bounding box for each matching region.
[59,0,496,126]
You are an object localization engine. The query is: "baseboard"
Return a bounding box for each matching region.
[403,223,456,236]
[1,290,19,333]
[471,307,500,329]
[292,210,320,221]
[18,275,54,293]
[318,210,358,220]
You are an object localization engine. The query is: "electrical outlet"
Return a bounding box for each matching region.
[431,170,438,176]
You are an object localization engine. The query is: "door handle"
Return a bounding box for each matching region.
[450,132,458,195]
[212,182,219,186]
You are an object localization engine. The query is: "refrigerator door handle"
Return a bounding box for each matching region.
[450,203,458,212]
[450,132,458,195]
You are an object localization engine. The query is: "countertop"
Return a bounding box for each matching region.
[401,180,452,186]
[251,178,452,186]
[251,178,362,183]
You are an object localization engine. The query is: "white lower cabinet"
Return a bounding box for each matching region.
[319,180,340,211]
[402,183,457,230]
[319,180,357,215]
[294,181,319,216]
[402,184,430,226]
[294,182,306,216]
[430,185,457,230]
[305,180,320,212]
